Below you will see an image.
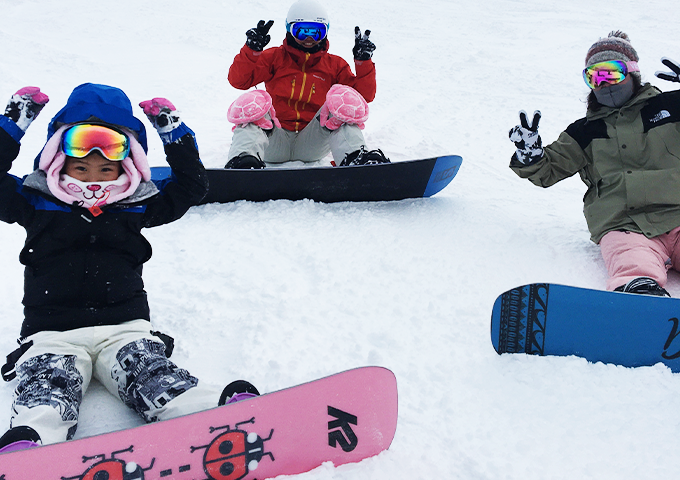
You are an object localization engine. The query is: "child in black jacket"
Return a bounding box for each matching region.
[0,84,257,452]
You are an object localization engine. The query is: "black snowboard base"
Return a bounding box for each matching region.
[151,155,462,203]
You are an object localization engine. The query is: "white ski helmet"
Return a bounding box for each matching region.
[286,0,330,31]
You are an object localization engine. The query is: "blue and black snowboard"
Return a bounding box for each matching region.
[491,283,680,371]
[151,155,462,203]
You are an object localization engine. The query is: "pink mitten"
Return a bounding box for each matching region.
[4,86,50,131]
[139,98,180,134]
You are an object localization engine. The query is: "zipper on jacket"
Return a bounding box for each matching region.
[292,53,310,132]
[302,84,316,111]
[288,78,296,107]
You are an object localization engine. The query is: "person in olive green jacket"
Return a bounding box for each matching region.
[508,31,680,296]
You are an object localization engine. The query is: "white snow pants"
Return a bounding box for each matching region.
[9,320,219,445]
[228,113,366,164]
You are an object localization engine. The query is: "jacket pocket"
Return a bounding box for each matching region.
[580,164,603,201]
[649,125,680,161]
[626,168,680,209]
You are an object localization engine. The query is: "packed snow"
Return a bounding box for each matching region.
[1,0,679,478]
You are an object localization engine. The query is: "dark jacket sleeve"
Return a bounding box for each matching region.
[0,118,33,226]
[141,125,208,228]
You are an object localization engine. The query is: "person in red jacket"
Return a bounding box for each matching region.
[225,0,389,168]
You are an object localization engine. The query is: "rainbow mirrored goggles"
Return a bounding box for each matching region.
[61,123,130,161]
[287,21,328,41]
[582,60,640,89]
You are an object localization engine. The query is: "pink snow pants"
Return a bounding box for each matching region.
[599,227,680,290]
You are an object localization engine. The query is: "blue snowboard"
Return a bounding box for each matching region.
[491,283,680,371]
[151,155,462,203]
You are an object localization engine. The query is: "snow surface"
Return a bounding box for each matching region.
[1,0,679,478]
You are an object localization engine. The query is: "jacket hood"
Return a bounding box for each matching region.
[47,83,148,152]
[36,124,152,207]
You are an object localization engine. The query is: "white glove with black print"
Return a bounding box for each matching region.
[509,110,543,165]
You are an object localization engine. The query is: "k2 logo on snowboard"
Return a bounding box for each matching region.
[327,406,358,452]
[662,317,680,360]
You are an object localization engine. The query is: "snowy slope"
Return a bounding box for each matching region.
[1,0,679,478]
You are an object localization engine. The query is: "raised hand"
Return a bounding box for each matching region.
[353,26,376,61]
[655,57,680,83]
[4,87,49,132]
[139,98,181,134]
[509,110,543,165]
[246,20,274,52]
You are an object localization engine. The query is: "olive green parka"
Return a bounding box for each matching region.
[511,83,680,243]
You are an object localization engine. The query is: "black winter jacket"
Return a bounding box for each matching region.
[0,128,208,339]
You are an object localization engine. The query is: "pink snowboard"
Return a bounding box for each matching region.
[0,366,397,479]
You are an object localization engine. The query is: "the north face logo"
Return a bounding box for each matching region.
[650,110,671,123]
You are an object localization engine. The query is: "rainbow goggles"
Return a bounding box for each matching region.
[287,21,328,41]
[582,60,640,89]
[61,123,130,161]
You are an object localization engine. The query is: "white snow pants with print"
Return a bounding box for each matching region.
[9,320,219,445]
[228,113,366,164]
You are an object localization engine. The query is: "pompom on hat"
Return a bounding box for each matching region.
[585,31,639,65]
[585,31,640,80]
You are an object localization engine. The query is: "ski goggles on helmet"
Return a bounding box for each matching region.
[61,123,130,161]
[582,60,640,89]
[287,21,328,41]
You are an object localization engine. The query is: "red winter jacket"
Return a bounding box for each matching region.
[228,38,376,133]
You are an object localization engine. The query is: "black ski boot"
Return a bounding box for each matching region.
[0,426,41,453]
[614,277,671,297]
[340,147,390,166]
[225,154,266,169]
[218,380,260,406]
